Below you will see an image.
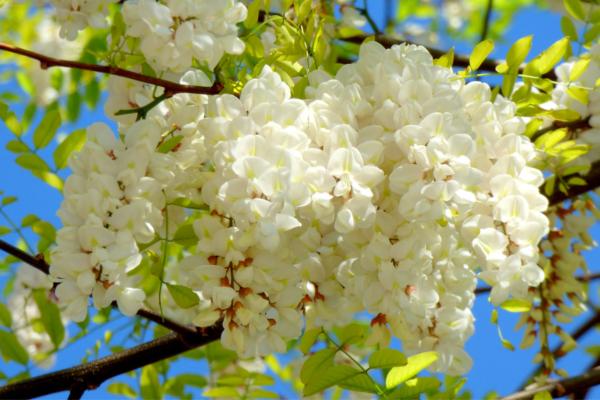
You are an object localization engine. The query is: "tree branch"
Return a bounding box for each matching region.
[479,0,494,43]
[548,159,600,206]
[0,42,224,96]
[0,327,223,399]
[502,367,600,400]
[0,239,48,274]
[530,117,591,143]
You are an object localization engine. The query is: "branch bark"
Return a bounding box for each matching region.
[0,326,222,399]
[502,367,600,400]
[0,42,224,96]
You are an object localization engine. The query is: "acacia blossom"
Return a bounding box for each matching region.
[52,42,549,374]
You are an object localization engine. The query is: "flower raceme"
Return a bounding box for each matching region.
[51,42,549,374]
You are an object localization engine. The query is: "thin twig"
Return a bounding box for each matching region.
[0,42,224,96]
[0,327,222,399]
[479,0,494,43]
[502,367,600,400]
[0,239,48,274]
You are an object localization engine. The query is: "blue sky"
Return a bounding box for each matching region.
[1,2,599,399]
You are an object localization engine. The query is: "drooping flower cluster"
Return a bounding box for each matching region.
[47,0,117,40]
[518,198,597,377]
[52,42,549,374]
[8,266,66,368]
[121,0,247,73]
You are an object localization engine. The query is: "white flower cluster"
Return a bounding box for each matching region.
[8,266,66,368]
[518,199,596,375]
[47,0,116,40]
[51,80,209,321]
[54,42,549,374]
[121,0,247,73]
[552,44,600,163]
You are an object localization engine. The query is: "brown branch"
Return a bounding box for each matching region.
[548,159,600,206]
[0,42,224,96]
[0,239,198,337]
[530,117,591,143]
[339,33,557,80]
[475,272,600,295]
[502,367,600,400]
[0,326,223,399]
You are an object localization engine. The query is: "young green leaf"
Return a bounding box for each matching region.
[140,365,161,399]
[0,303,12,327]
[303,364,362,396]
[500,299,532,313]
[299,328,321,354]
[33,290,65,348]
[0,330,29,365]
[564,0,585,21]
[166,283,200,308]
[54,128,87,170]
[338,373,379,394]
[157,135,184,153]
[107,382,137,399]
[506,36,533,70]
[300,347,337,383]
[385,351,438,390]
[388,377,441,399]
[561,16,578,40]
[470,40,494,71]
[33,109,61,149]
[368,348,407,369]
[528,37,569,75]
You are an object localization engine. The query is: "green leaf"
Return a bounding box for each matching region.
[66,91,81,122]
[299,328,320,354]
[564,0,585,21]
[1,196,16,206]
[470,39,494,71]
[247,389,279,399]
[388,377,441,399]
[570,58,591,81]
[338,373,379,394]
[174,373,207,388]
[0,330,29,365]
[385,351,438,390]
[506,36,533,70]
[368,349,407,369]
[33,171,63,191]
[561,16,578,41]
[0,303,12,327]
[140,365,161,399]
[21,214,39,228]
[33,109,61,149]
[158,135,184,153]
[434,48,455,69]
[5,140,28,153]
[0,101,22,136]
[203,387,240,397]
[0,226,9,236]
[568,177,587,186]
[533,390,553,400]
[535,128,567,149]
[300,347,337,383]
[303,364,362,396]
[16,153,50,172]
[528,38,569,75]
[172,223,198,247]
[166,283,199,308]
[500,299,531,313]
[32,290,65,348]
[53,128,86,170]
[107,382,137,399]
[244,0,262,28]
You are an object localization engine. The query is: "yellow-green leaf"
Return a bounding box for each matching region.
[500,299,532,313]
[561,16,578,40]
[368,349,407,369]
[303,364,362,396]
[529,38,569,75]
[506,36,533,70]
[299,328,321,354]
[166,283,199,308]
[470,39,494,71]
[33,109,61,149]
[0,330,29,365]
[54,128,86,170]
[385,351,438,390]
[533,390,553,400]
[570,58,591,81]
[434,47,455,68]
[564,0,585,21]
[300,347,337,383]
